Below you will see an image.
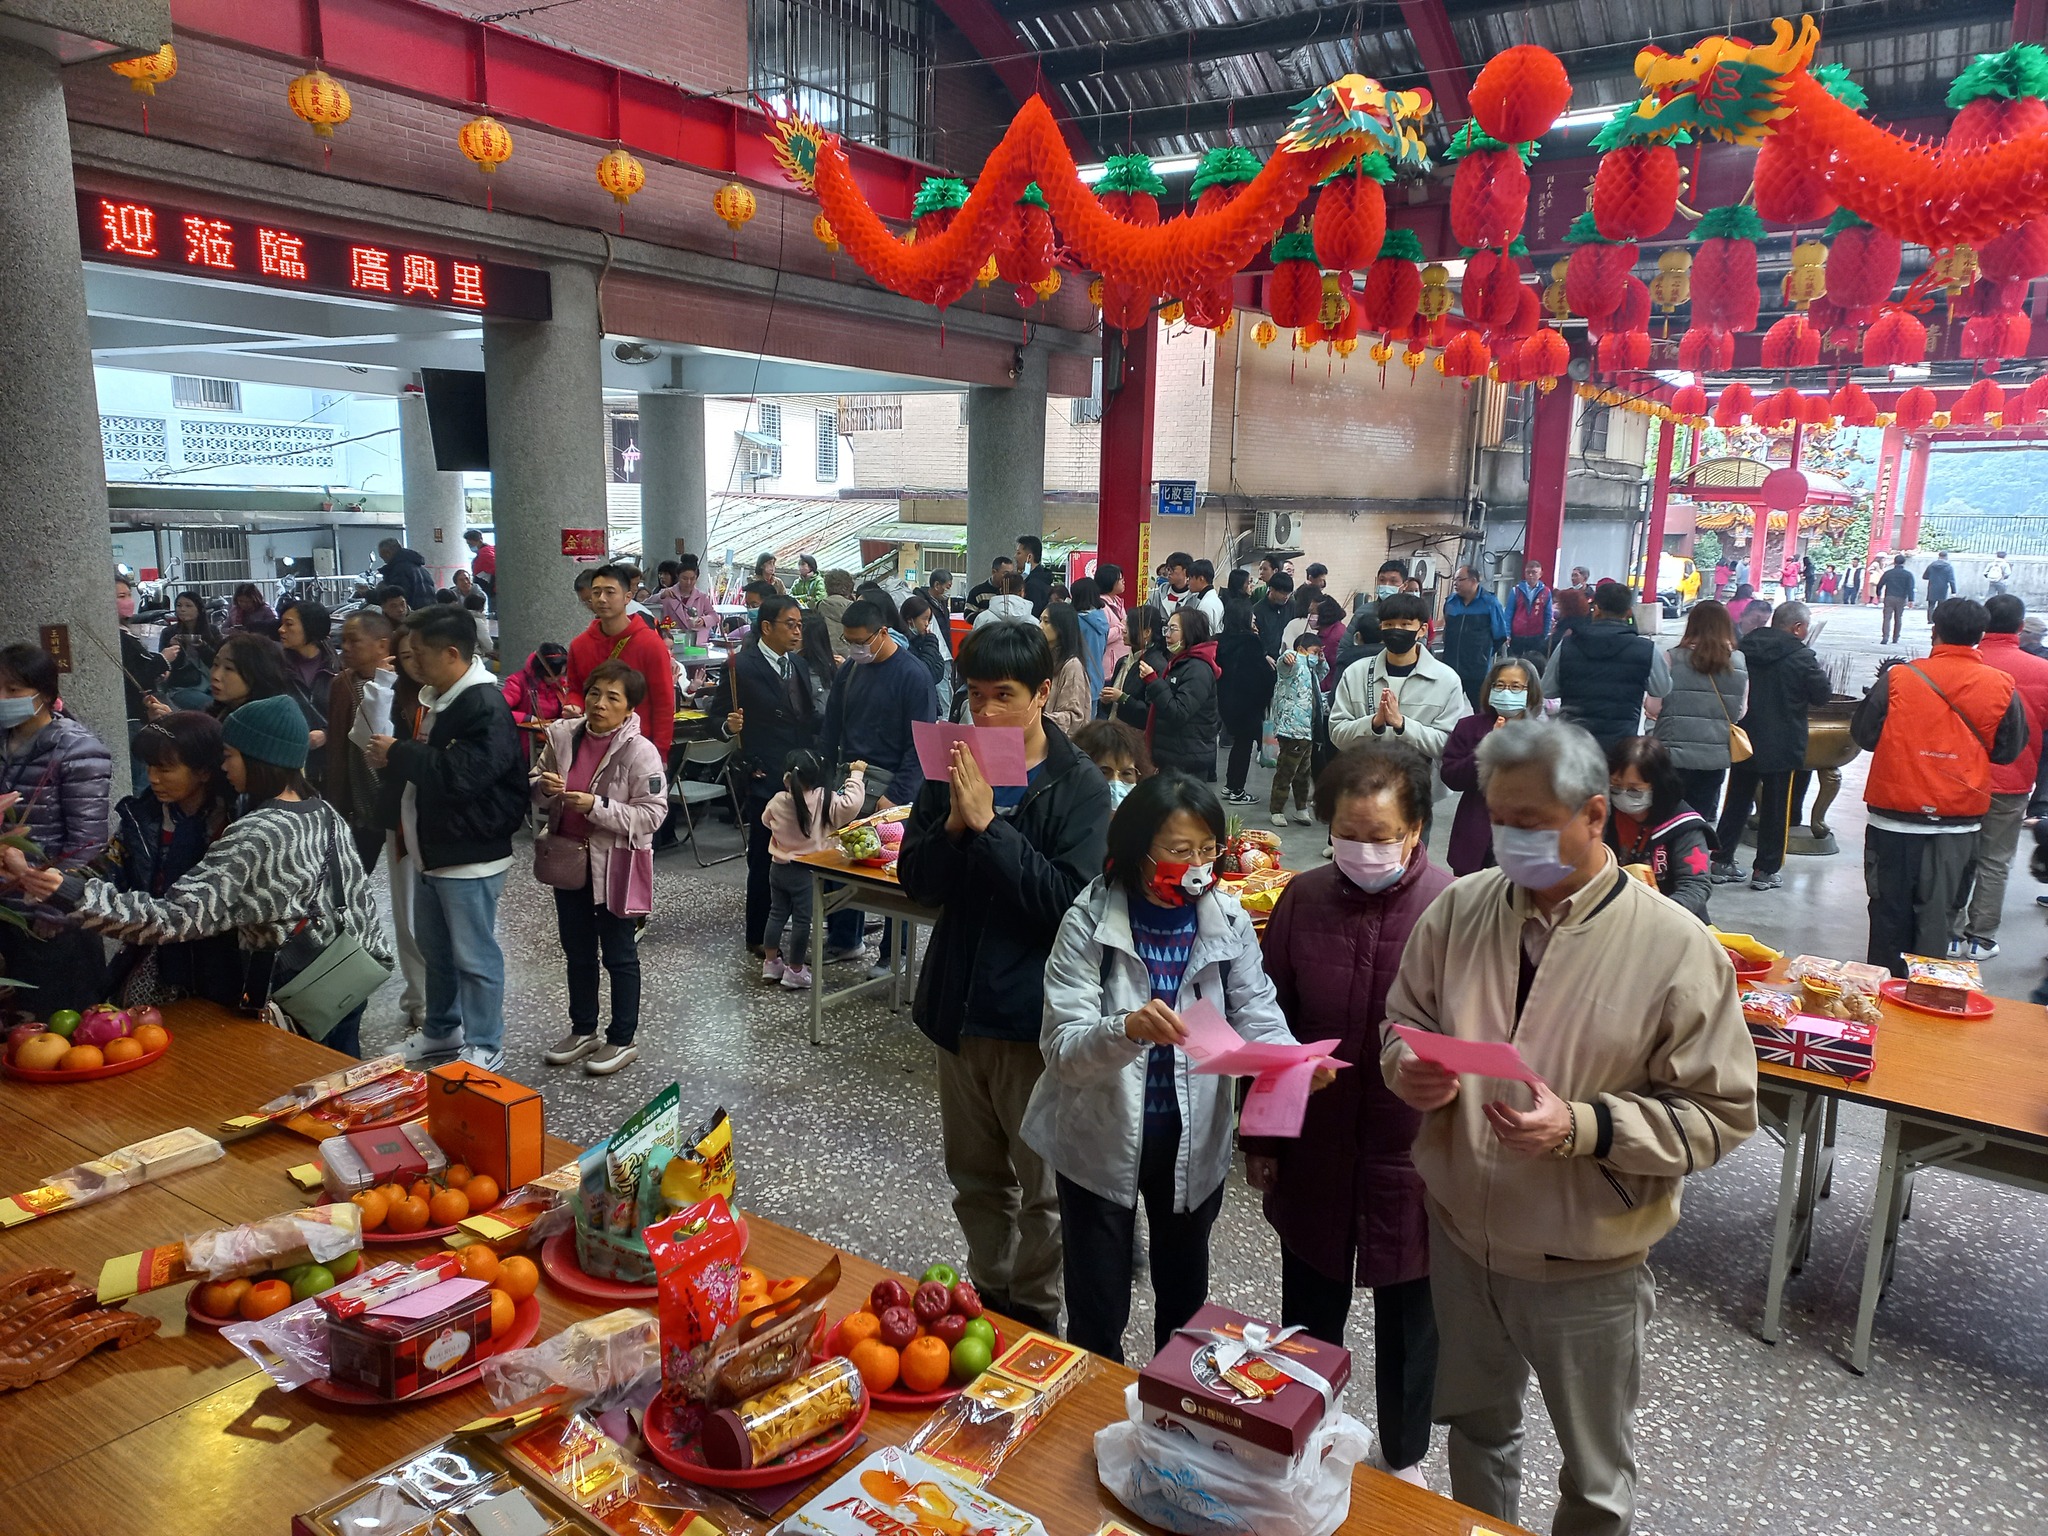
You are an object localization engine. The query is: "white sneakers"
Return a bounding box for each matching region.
[780,963,813,989]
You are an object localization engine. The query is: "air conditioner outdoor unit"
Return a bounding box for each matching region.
[1254,509,1303,549]
[1410,554,1439,587]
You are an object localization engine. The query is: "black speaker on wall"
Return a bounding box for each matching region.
[419,368,490,471]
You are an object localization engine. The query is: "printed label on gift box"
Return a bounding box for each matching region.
[423,1327,473,1374]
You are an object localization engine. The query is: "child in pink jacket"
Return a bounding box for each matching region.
[761,751,866,990]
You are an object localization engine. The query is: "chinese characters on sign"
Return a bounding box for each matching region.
[560,529,608,562]
[77,192,551,320]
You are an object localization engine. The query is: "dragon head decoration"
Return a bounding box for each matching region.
[1279,74,1435,173]
[1619,14,1820,147]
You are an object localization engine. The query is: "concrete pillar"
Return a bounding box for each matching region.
[966,345,1048,589]
[0,40,129,784]
[1096,323,1157,583]
[399,386,465,590]
[482,259,608,675]
[638,390,707,566]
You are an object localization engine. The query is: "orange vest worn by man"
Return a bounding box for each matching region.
[1858,645,2021,824]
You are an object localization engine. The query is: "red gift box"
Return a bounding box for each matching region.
[1136,1304,1350,1461]
[1747,1012,1875,1083]
[326,1276,492,1399]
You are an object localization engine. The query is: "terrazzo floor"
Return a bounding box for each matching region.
[355,599,2048,1536]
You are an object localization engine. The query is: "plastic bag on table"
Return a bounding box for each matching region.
[1093,1382,1370,1536]
[481,1307,660,1412]
[220,1295,332,1391]
[183,1202,362,1279]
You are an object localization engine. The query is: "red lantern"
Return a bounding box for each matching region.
[1461,249,1523,327]
[1594,274,1652,340]
[1678,326,1734,373]
[1597,330,1651,372]
[1823,212,1903,323]
[1449,138,1530,251]
[1894,385,1937,430]
[1590,144,1679,241]
[1760,467,1809,511]
[1760,314,1821,370]
[1979,220,2048,283]
[1562,211,1636,321]
[1690,205,1765,334]
[1517,326,1571,384]
[1949,378,2006,424]
[1469,45,1573,144]
[2010,375,2048,424]
[1945,46,2048,153]
[1802,392,1837,427]
[1713,383,1755,426]
[1832,382,1878,425]
[1754,387,1804,428]
[1443,330,1492,379]
[1313,162,1389,273]
[1497,282,1542,341]
[1359,228,1424,334]
[1862,310,1927,368]
[1672,383,1708,419]
[995,183,1055,291]
[1753,135,1835,226]
[1267,230,1321,329]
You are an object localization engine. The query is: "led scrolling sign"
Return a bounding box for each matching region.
[77,192,552,320]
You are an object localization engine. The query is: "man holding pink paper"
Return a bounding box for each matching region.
[1380,717,1756,1536]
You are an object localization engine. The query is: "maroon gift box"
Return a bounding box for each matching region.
[1136,1304,1351,1460]
[326,1276,492,1400]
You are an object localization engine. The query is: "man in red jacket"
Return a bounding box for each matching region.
[568,563,675,763]
[1951,594,2048,958]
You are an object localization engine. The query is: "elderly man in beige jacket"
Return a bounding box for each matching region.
[1381,716,1756,1536]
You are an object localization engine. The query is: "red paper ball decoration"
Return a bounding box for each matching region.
[1360,229,1424,335]
[1267,231,1322,330]
[1690,206,1765,335]
[1461,249,1523,327]
[1596,274,1652,340]
[2009,376,2048,424]
[1450,148,1530,250]
[1823,214,1903,322]
[1832,382,1879,425]
[1313,169,1388,273]
[1761,467,1809,511]
[1753,134,1836,226]
[1893,386,1938,430]
[1591,145,1679,241]
[995,185,1056,291]
[1862,310,1927,368]
[1713,383,1755,426]
[1949,379,2006,424]
[1497,282,1542,342]
[1803,392,1838,426]
[1469,45,1573,144]
[1760,314,1822,370]
[1597,330,1651,372]
[1678,326,1734,373]
[1979,220,2048,283]
[1443,330,1492,379]
[1517,326,1571,385]
[1562,211,1637,321]
[1755,387,1804,428]
[1671,383,1708,419]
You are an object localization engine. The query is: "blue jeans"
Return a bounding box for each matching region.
[412,868,507,1051]
[323,1002,367,1059]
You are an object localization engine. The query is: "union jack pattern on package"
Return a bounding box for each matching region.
[1746,1011,1875,1082]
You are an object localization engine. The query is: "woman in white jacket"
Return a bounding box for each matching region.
[1023,770,1312,1361]
[532,660,668,1076]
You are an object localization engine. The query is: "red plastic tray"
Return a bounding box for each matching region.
[822,1317,1004,1410]
[538,1216,751,1304]
[642,1385,869,1489]
[1879,978,1995,1019]
[300,1293,541,1406]
[3,1030,171,1082]
[1725,951,1774,980]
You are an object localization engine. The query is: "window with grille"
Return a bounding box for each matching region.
[838,394,902,432]
[816,410,839,479]
[1579,405,1610,458]
[749,0,930,159]
[1501,386,1530,450]
[757,401,783,440]
[173,376,242,412]
[1072,358,1105,424]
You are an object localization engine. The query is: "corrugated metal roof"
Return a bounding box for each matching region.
[605,488,902,568]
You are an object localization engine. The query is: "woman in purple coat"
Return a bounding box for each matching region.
[1438,656,1545,876]
[1245,738,1451,1484]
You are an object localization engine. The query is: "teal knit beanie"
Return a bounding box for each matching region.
[222,694,309,770]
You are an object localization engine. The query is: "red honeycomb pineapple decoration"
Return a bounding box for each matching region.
[1949,48,2048,360]
[1446,125,1532,251]
[1831,382,1879,426]
[1822,209,1903,336]
[1588,105,1680,242]
[1095,154,1168,332]
[1360,228,1425,337]
[1592,273,1652,373]
[1181,148,1263,328]
[1313,153,1391,275]
[1681,205,1765,372]
[995,183,1056,307]
[1461,245,1525,329]
[1712,383,1755,428]
[1562,210,1637,324]
[1266,230,1323,331]
[1893,386,1938,430]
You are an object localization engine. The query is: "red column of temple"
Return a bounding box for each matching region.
[1868,425,1904,556]
[1780,422,1804,582]
[1525,383,1574,575]
[1898,432,1931,550]
[1638,419,1677,596]
[1097,319,1158,581]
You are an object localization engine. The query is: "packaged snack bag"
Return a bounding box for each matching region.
[644,1196,745,1426]
[659,1108,735,1208]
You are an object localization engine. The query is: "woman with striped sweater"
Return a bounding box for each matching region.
[2,696,392,1056]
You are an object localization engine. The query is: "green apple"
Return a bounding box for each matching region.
[950,1334,993,1384]
[962,1316,996,1350]
[328,1250,363,1281]
[290,1265,335,1302]
[920,1262,960,1288]
[46,1009,81,1040]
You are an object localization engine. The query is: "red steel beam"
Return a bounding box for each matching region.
[928,0,1093,160]
[2017,0,2048,42]
[1397,0,1472,125]
[167,0,932,220]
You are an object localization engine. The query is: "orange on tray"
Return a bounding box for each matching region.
[428,1187,470,1227]
[848,1338,900,1393]
[900,1335,950,1394]
[838,1310,882,1349]
[350,1189,391,1233]
[496,1255,538,1302]
[458,1245,501,1284]
[385,1195,431,1234]
[487,1287,515,1339]
[465,1175,500,1210]
[443,1164,473,1189]
[240,1278,292,1321]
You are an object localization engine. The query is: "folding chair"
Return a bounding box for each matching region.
[668,736,744,866]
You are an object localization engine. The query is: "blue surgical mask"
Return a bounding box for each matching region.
[0,695,38,729]
[1376,585,1400,601]
[1107,778,1132,809]
[1492,824,1577,889]
[1489,687,1528,716]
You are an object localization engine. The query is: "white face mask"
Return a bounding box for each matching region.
[1331,837,1408,893]
[1492,824,1577,889]
[1107,778,1131,809]
[1610,786,1654,817]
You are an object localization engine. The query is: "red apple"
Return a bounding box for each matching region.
[949,1281,983,1320]
[878,1304,919,1350]
[5,1021,45,1061]
[913,1281,951,1324]
[932,1312,969,1347]
[869,1278,910,1313]
[126,1004,164,1031]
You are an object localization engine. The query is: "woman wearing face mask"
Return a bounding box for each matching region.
[1071,718,1153,812]
[1440,658,1545,876]
[1244,740,1450,1484]
[1026,771,1307,1361]
[1102,605,1167,730]
[0,642,115,1013]
[1141,608,1222,781]
[1604,735,1714,919]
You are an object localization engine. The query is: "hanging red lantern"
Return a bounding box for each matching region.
[1802,392,1838,427]
[2010,375,2048,424]
[1671,383,1709,420]
[1944,45,2048,153]
[1678,326,1734,372]
[1461,248,1523,327]
[1597,330,1651,372]
[1690,205,1765,335]
[1267,230,1322,330]
[1562,211,1637,322]
[1313,155,1391,273]
[1096,155,1167,332]
[1760,467,1810,511]
[1359,228,1424,335]
[1949,378,2007,424]
[1894,385,1938,430]
[1594,274,1652,341]
[1442,330,1492,379]
[1961,310,2034,360]
[1823,210,1903,324]
[1495,282,1542,342]
[995,182,1056,292]
[1760,314,1822,370]
[1753,387,1801,428]
[1832,382,1879,425]
[1519,327,1572,389]
[1862,309,1927,367]
[1980,220,2048,284]
[1588,107,1680,240]
[1447,128,1531,251]
[1712,383,1755,427]
[1469,45,1573,144]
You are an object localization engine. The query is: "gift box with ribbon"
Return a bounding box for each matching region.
[1136,1304,1350,1462]
[1747,1011,1875,1083]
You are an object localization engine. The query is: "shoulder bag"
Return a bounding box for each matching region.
[1708,667,1753,764]
[263,810,394,1040]
[532,725,591,889]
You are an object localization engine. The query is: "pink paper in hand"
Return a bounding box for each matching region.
[1390,1023,1543,1085]
[1239,1058,1348,1138]
[912,720,1029,786]
[1173,998,1247,1065]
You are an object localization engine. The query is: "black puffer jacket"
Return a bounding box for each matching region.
[380,547,438,610]
[378,665,528,868]
[1735,627,1833,773]
[898,723,1111,1050]
[1554,620,1656,748]
[1215,631,1274,735]
[1110,643,1168,732]
[1145,642,1222,779]
[1605,806,1716,920]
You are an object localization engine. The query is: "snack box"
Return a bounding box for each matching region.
[318,1118,446,1199]
[429,1062,544,1191]
[1902,953,1981,1012]
[327,1275,493,1400]
[1747,1011,1876,1083]
[1136,1304,1351,1462]
[774,1445,1047,1536]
